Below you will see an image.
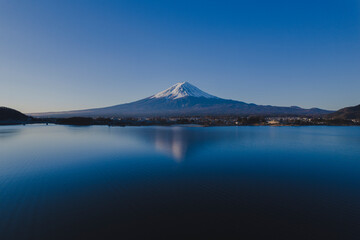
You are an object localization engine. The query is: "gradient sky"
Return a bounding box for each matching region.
[0,0,359,113]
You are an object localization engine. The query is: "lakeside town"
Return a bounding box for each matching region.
[1,106,359,127]
[30,115,360,127]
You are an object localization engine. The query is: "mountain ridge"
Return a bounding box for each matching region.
[0,107,30,124]
[327,104,360,120]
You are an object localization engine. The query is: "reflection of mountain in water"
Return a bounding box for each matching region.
[153,127,190,161]
[123,127,240,161]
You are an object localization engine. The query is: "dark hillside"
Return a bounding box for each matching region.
[328,104,360,120]
[0,107,29,123]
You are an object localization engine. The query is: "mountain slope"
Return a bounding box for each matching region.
[31,82,332,117]
[0,107,29,123]
[327,104,360,119]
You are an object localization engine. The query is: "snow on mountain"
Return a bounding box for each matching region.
[150,82,218,99]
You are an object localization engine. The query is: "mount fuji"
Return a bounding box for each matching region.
[31,82,331,117]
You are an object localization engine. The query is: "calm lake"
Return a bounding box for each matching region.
[1,125,360,239]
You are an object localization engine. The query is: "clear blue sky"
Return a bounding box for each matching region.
[0,0,359,112]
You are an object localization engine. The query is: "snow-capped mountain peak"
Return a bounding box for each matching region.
[30,81,332,118]
[150,82,218,99]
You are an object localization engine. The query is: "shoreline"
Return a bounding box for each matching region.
[1,122,359,127]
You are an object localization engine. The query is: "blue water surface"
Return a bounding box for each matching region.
[0,125,359,239]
